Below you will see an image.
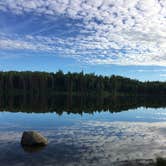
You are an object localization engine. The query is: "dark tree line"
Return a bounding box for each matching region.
[0,70,166,96]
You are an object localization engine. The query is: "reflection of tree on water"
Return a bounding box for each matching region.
[0,94,166,114]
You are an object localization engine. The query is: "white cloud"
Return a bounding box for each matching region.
[137,69,166,73]
[0,0,166,65]
[160,74,166,77]
[0,38,54,52]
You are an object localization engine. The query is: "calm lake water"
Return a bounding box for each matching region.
[1,95,166,166]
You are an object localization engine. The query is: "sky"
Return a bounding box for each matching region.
[0,0,166,81]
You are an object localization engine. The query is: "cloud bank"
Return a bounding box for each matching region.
[0,0,166,65]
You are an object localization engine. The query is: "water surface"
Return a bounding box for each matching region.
[0,95,166,166]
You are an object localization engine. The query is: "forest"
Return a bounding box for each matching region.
[0,70,166,96]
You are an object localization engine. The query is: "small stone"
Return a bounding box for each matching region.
[21,131,48,146]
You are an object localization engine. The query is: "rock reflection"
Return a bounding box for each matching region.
[21,145,46,153]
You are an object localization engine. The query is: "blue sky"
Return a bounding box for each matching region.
[0,0,166,81]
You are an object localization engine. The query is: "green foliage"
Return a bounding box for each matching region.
[0,70,166,96]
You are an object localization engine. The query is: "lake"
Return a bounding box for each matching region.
[0,94,166,166]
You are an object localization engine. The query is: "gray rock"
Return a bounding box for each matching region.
[21,131,48,146]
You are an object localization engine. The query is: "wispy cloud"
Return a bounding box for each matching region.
[0,0,166,66]
[137,69,166,73]
[160,74,166,77]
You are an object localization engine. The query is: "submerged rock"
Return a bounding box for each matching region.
[21,131,48,146]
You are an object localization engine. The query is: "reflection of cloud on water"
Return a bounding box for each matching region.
[80,121,166,160]
[1,121,166,165]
